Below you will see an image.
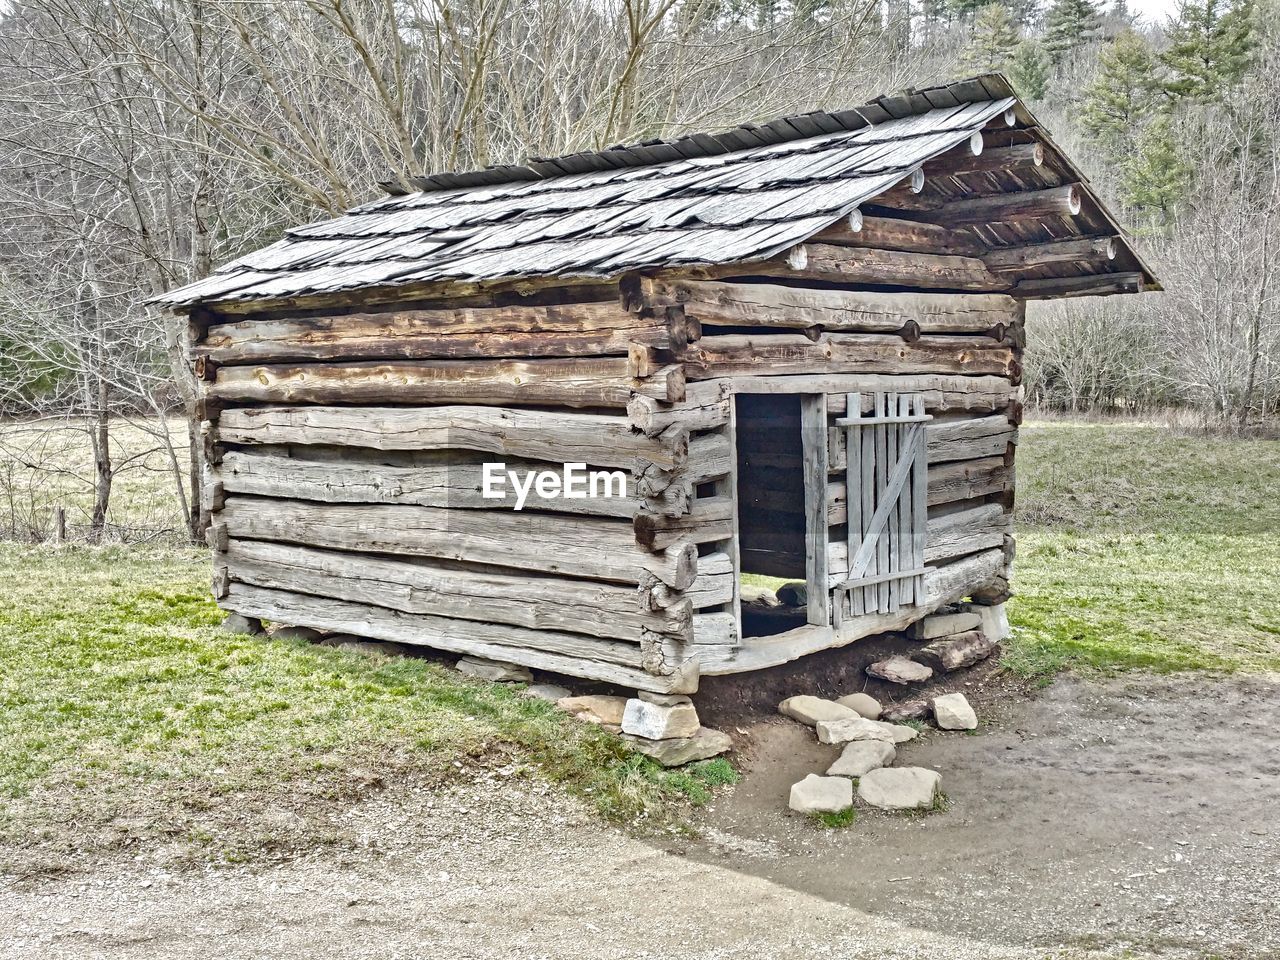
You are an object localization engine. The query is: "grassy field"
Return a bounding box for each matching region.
[0,419,1276,864]
[1009,422,1280,678]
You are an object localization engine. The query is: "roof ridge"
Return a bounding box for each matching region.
[378,73,1014,197]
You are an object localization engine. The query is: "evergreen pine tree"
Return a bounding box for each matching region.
[949,0,994,20]
[1080,31,1161,159]
[1009,40,1052,99]
[1121,115,1192,218]
[963,3,1023,71]
[1043,0,1102,63]
[1160,0,1256,101]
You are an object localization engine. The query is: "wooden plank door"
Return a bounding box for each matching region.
[836,392,930,619]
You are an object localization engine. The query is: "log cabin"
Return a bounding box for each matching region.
[158,74,1158,696]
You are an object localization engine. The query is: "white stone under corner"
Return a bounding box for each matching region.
[621,698,700,740]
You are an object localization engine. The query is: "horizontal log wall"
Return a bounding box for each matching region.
[198,294,713,693]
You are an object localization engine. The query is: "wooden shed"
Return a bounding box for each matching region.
[160,74,1158,696]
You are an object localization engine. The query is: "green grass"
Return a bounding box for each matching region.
[1007,421,1280,678]
[810,806,858,829]
[0,544,734,859]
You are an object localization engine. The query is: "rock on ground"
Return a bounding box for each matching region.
[866,656,933,685]
[880,699,931,723]
[912,611,982,640]
[857,767,942,811]
[912,632,997,673]
[456,657,533,683]
[624,727,732,767]
[835,692,882,720]
[778,695,858,726]
[933,693,978,730]
[322,634,411,657]
[827,740,895,777]
[788,774,854,814]
[740,584,780,606]
[776,582,807,607]
[621,698,700,740]
[556,695,628,728]
[816,717,917,745]
[221,613,262,635]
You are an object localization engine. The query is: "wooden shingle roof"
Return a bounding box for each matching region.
[158,74,1157,311]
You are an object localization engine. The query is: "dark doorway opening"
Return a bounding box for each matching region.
[734,394,808,638]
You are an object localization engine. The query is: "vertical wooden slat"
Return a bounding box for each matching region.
[887,393,902,613]
[896,393,913,607]
[801,394,831,627]
[911,393,928,600]
[874,393,890,614]
[860,396,877,614]
[724,404,743,646]
[844,392,863,618]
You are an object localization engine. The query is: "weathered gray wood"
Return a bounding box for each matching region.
[208,358,685,410]
[812,215,984,258]
[1013,272,1144,299]
[928,456,1012,506]
[926,415,1018,465]
[631,279,1020,335]
[217,405,684,470]
[224,539,690,642]
[785,243,1007,292]
[844,392,863,617]
[220,495,698,588]
[688,551,734,609]
[199,302,673,364]
[916,184,1082,227]
[223,582,698,694]
[927,141,1044,177]
[832,414,1017,471]
[627,384,732,436]
[801,395,830,627]
[922,502,1010,564]
[984,236,1117,273]
[686,374,1015,415]
[681,333,1016,380]
[692,612,739,647]
[218,449,640,519]
[634,496,734,550]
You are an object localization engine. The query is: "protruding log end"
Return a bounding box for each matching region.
[786,245,809,271]
[904,168,925,194]
[1104,237,1117,260]
[1066,184,1082,216]
[1031,142,1045,166]
[1003,108,1017,127]
[847,207,864,233]
[969,131,984,156]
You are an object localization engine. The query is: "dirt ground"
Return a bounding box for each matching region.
[2,673,1278,959]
